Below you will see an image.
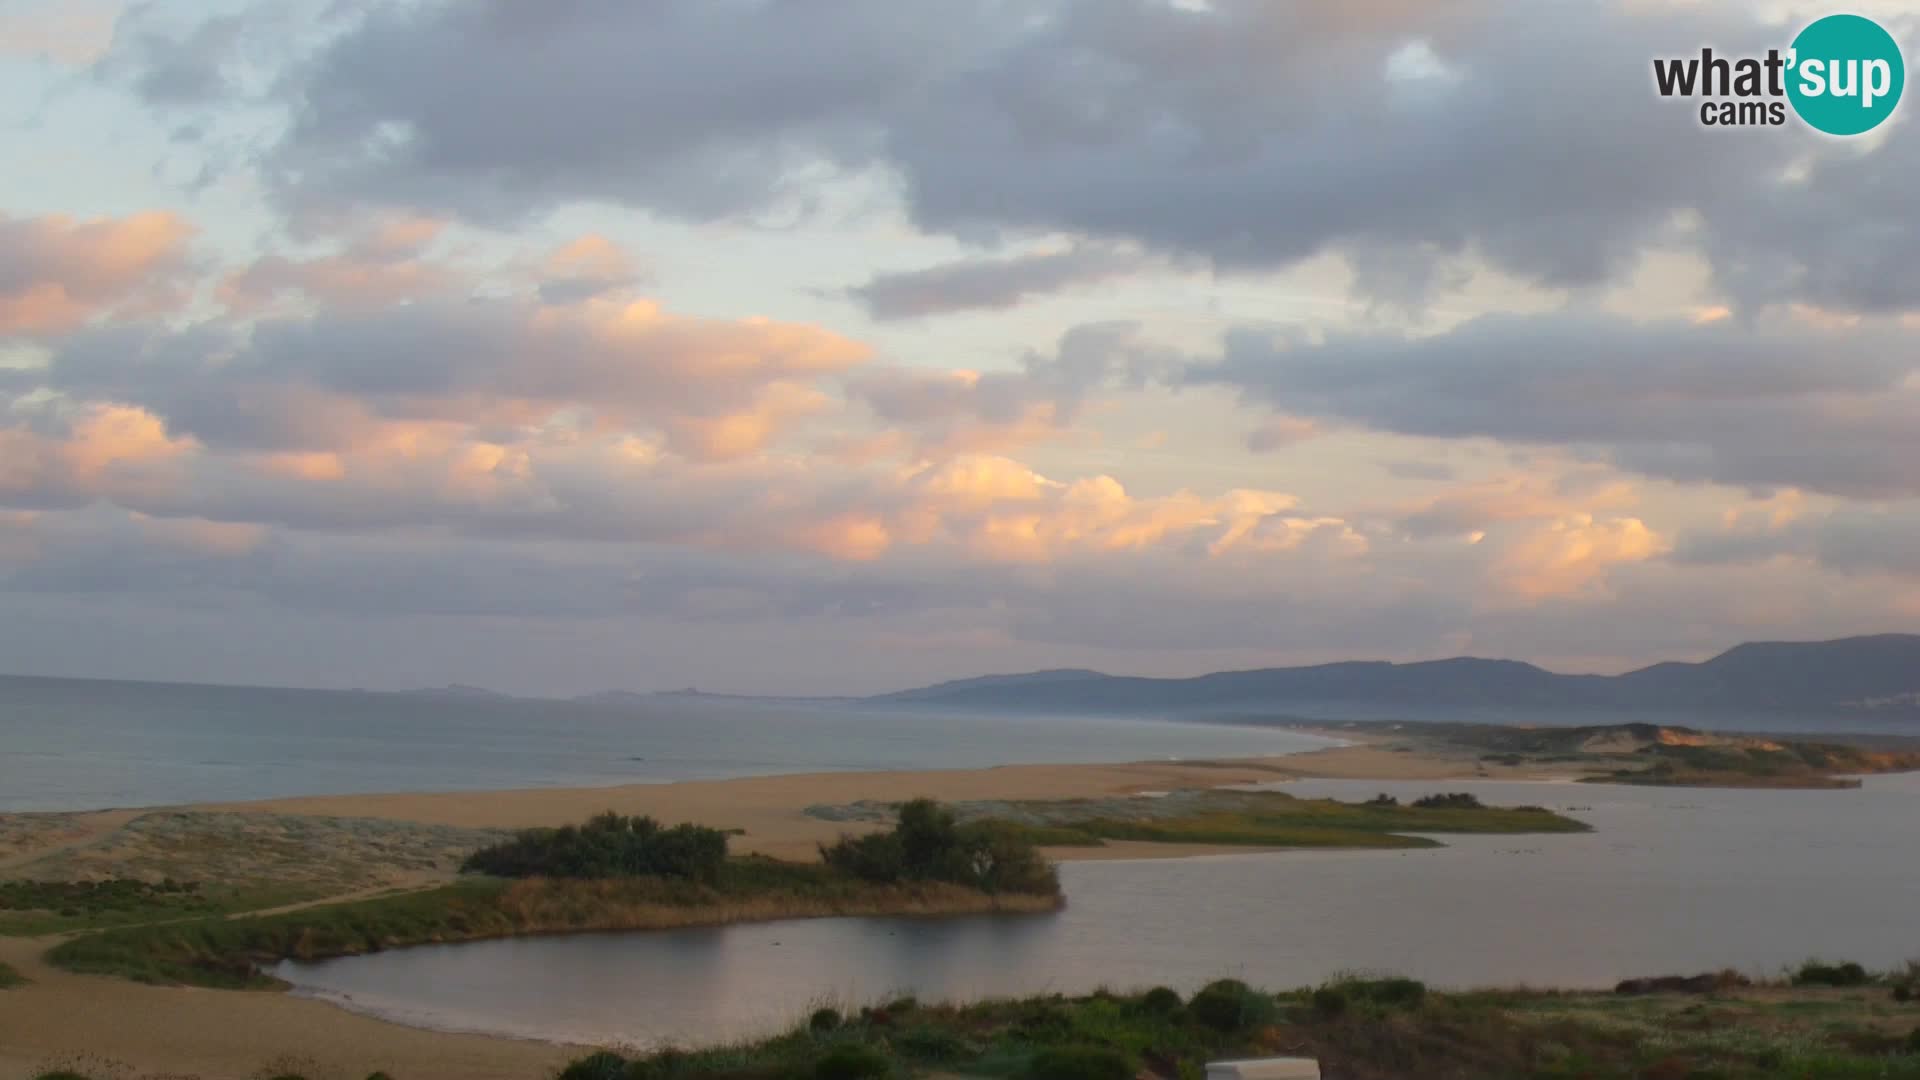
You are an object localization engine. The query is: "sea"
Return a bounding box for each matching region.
[0,674,1332,813]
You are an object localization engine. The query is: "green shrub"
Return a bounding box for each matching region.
[463,813,727,882]
[1139,986,1183,1015]
[1312,986,1349,1017]
[1189,978,1272,1032]
[1027,1046,1134,1080]
[814,1043,890,1080]
[820,799,1058,896]
[1411,793,1484,810]
[365,1074,395,1080]
[559,1050,631,1080]
[1908,1026,1920,1053]
[1792,960,1870,987]
[1014,1002,1075,1039]
[1341,976,1427,1009]
[809,1007,843,1032]
[34,1073,93,1080]
[895,1025,969,1062]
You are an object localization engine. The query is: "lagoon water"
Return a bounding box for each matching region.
[279,774,1920,1048]
[0,675,1332,812]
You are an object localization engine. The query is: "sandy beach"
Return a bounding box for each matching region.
[0,734,1557,1080]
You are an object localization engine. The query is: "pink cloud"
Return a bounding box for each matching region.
[0,211,193,334]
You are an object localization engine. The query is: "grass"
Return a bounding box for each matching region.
[0,878,316,936]
[884,788,1594,851]
[25,971,1920,1078]
[1585,741,1920,789]
[0,958,25,988]
[523,976,1920,1080]
[45,856,1061,989]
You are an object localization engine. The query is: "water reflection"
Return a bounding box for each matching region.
[281,775,1920,1048]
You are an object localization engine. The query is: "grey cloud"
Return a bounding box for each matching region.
[269,0,977,223]
[1192,311,1920,498]
[849,245,1152,320]
[1674,506,1920,580]
[110,0,1920,315]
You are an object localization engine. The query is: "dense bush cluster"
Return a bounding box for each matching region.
[1188,978,1276,1032]
[819,799,1059,896]
[462,812,728,882]
[1026,1046,1133,1080]
[1793,959,1872,987]
[1410,792,1485,810]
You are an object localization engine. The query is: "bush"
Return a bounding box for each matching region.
[1341,976,1426,1009]
[1138,986,1183,1015]
[1013,1002,1075,1039]
[1364,794,1399,807]
[1411,793,1484,810]
[1311,986,1349,1017]
[814,1043,890,1080]
[1027,1046,1134,1080]
[1792,960,1870,987]
[365,1074,395,1080]
[820,799,1058,896]
[1189,978,1272,1032]
[463,813,727,883]
[894,1025,969,1062]
[809,1007,843,1033]
[559,1051,631,1080]
[1908,1027,1920,1053]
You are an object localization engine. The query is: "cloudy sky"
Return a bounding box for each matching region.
[2,0,1918,696]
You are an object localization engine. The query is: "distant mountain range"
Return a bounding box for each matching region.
[868,635,1920,717]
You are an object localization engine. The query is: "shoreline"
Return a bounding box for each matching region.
[182,728,1565,862]
[0,736,1573,1080]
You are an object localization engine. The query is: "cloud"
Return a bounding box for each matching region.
[1393,472,1639,540]
[220,218,456,311]
[538,235,642,304]
[0,0,120,65]
[1491,512,1667,601]
[1675,502,1920,580]
[849,243,1153,320]
[91,0,1920,323]
[846,321,1177,459]
[44,292,873,460]
[1193,310,1920,498]
[0,211,194,334]
[0,403,198,507]
[262,0,969,223]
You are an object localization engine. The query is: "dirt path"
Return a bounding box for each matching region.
[0,809,145,872]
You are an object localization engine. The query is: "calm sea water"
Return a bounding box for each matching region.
[0,676,1332,812]
[280,774,1920,1048]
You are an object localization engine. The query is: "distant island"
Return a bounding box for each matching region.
[866,634,1920,718]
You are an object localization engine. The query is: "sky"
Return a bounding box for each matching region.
[1,0,1918,697]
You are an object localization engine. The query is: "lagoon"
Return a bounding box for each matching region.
[278,773,1920,1048]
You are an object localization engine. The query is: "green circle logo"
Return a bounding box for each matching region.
[1787,14,1905,135]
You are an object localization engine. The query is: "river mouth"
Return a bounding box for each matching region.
[278,774,1920,1049]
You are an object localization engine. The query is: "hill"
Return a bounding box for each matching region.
[871,634,1920,717]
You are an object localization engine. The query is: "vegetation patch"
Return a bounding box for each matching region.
[820,799,1060,895]
[512,974,1920,1080]
[0,958,26,988]
[463,812,729,882]
[812,788,1587,853]
[48,804,1060,988]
